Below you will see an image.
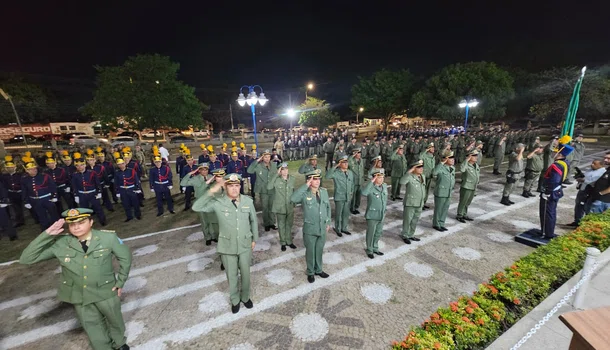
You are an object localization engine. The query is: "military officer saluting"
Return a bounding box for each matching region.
[432,150,456,231]
[390,145,408,200]
[192,173,259,314]
[291,169,331,283]
[522,143,544,197]
[348,148,364,214]
[298,154,319,174]
[457,150,481,223]
[399,159,425,244]
[500,143,525,206]
[20,208,132,350]
[325,155,354,236]
[268,162,297,251]
[420,142,436,209]
[182,163,213,243]
[361,168,388,258]
[247,149,278,231]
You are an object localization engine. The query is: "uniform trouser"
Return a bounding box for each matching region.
[197,211,207,236]
[277,149,284,158]
[303,233,325,275]
[334,200,351,231]
[502,173,522,197]
[100,185,114,211]
[32,198,60,230]
[275,211,294,245]
[325,153,334,170]
[73,295,126,350]
[259,193,274,227]
[309,147,315,158]
[424,176,432,204]
[0,206,17,238]
[351,184,361,211]
[401,206,422,238]
[539,195,558,237]
[574,190,590,223]
[391,177,401,198]
[184,186,194,209]
[119,191,141,220]
[433,196,451,227]
[493,154,504,171]
[299,148,305,159]
[250,178,256,199]
[365,219,383,254]
[79,193,107,224]
[153,186,174,214]
[108,183,118,203]
[220,250,252,306]
[523,171,541,193]
[457,188,475,218]
[8,191,25,224]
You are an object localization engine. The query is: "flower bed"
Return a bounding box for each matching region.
[392,211,610,350]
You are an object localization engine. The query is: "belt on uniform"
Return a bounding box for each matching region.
[30,193,52,199]
[78,189,96,194]
[8,189,22,193]
[154,181,169,184]
[553,185,562,191]
[120,185,135,189]
[57,184,66,188]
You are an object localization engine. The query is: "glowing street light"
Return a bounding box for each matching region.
[286,108,298,131]
[356,106,364,124]
[305,82,314,99]
[236,85,268,150]
[458,98,479,130]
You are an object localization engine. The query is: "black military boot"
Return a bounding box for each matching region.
[507,196,515,204]
[500,196,511,206]
[521,191,529,198]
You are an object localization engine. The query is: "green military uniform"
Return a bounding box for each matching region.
[333,147,346,163]
[298,155,319,174]
[267,164,296,247]
[247,154,278,228]
[523,146,543,196]
[191,174,259,308]
[182,166,214,242]
[366,142,381,172]
[390,147,408,200]
[325,156,354,235]
[20,208,132,350]
[538,140,557,191]
[493,137,506,173]
[348,149,364,213]
[399,160,426,240]
[457,152,481,220]
[432,153,456,229]
[420,146,436,206]
[502,147,525,201]
[361,170,388,256]
[290,170,332,278]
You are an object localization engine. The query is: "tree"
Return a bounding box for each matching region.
[529,66,610,128]
[0,77,53,124]
[298,97,340,131]
[81,54,203,140]
[350,69,415,130]
[411,62,514,121]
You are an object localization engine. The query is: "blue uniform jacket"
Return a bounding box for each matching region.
[21,173,58,204]
[149,165,173,189]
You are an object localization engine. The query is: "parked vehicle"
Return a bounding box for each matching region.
[169,135,196,144]
[73,135,101,147]
[6,134,41,144]
[191,130,208,137]
[111,136,138,148]
[42,140,72,150]
[39,134,64,141]
[141,130,163,138]
[166,130,182,137]
[118,131,140,139]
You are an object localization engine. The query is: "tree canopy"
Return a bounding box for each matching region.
[350,69,415,129]
[298,97,340,130]
[0,78,54,124]
[411,62,514,121]
[81,54,203,135]
[528,66,610,123]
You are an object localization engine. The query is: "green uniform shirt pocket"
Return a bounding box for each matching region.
[98,275,115,287]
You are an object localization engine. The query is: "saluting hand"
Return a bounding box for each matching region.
[46,219,65,236]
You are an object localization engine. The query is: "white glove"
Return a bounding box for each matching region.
[117,194,121,198]
[181,187,186,191]
[150,189,155,192]
[50,198,58,202]
[134,190,142,194]
[25,204,32,209]
[104,185,110,188]
[75,197,80,204]
[168,186,173,190]
[64,187,71,193]
[0,203,8,208]
[95,193,102,200]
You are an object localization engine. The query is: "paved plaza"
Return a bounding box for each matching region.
[0,146,607,350]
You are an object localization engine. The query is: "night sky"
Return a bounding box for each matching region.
[2,0,609,120]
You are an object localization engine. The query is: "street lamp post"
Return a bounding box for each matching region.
[356,107,364,124]
[305,83,313,100]
[236,85,268,151]
[286,108,296,131]
[0,88,28,148]
[458,98,479,131]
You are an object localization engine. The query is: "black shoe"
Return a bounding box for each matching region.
[423,205,430,210]
[264,226,270,232]
[289,244,297,249]
[463,216,474,221]
[527,192,535,197]
[269,225,277,230]
[124,218,133,223]
[157,213,163,217]
[544,234,559,239]
[341,230,352,235]
[567,222,579,227]
[221,263,225,271]
[334,228,343,237]
[183,207,190,212]
[315,271,329,278]
[441,227,448,231]
[242,299,253,309]
[308,275,315,283]
[136,216,142,220]
[350,210,357,214]
[500,196,511,206]
[367,253,375,259]
[433,226,444,232]
[9,236,18,241]
[100,221,107,226]
[281,245,286,251]
[507,198,515,204]
[140,203,145,207]
[374,251,384,256]
[169,210,175,214]
[403,237,411,244]
[391,197,396,201]
[456,217,466,223]
[564,180,574,185]
[354,210,360,214]
[521,192,529,198]
[410,237,421,242]
[116,344,130,350]
[493,170,501,175]
[232,303,240,314]
[206,240,212,246]
[396,197,403,200]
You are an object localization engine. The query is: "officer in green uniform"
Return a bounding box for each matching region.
[399,159,425,244]
[522,144,544,197]
[501,143,525,205]
[420,142,436,209]
[475,140,484,166]
[457,150,481,222]
[348,148,364,214]
[493,134,506,175]
[20,208,132,350]
[191,173,258,314]
[181,163,213,244]
[368,155,384,179]
[298,154,319,174]
[291,169,331,283]
[361,168,388,258]
[432,150,456,231]
[333,143,346,164]
[325,155,354,236]
[390,145,408,200]
[247,149,278,231]
[200,168,225,245]
[267,162,296,251]
[366,139,381,173]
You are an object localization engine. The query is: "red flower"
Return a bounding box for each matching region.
[465,307,474,314]
[513,271,522,277]
[477,318,485,325]
[492,312,501,320]
[510,264,518,270]
[462,316,471,323]
[563,248,569,251]
[434,342,442,349]
[513,298,521,305]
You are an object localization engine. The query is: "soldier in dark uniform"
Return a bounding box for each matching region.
[86,150,114,213]
[72,153,107,226]
[540,144,573,239]
[180,154,197,211]
[21,155,60,230]
[175,145,187,194]
[114,154,142,222]
[98,150,117,204]
[2,155,26,227]
[44,152,71,213]
[149,152,175,216]
[0,180,18,240]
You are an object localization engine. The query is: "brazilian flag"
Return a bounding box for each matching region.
[561,67,587,138]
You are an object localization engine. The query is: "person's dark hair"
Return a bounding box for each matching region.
[159,144,163,147]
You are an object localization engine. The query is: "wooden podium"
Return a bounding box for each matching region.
[559,306,610,350]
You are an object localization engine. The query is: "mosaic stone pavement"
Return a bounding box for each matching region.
[0,148,606,350]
